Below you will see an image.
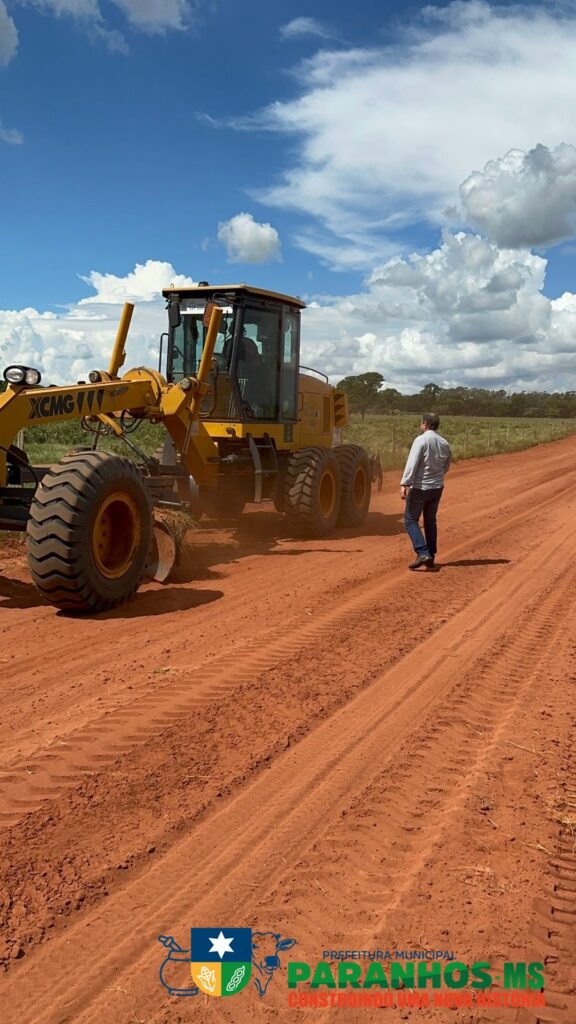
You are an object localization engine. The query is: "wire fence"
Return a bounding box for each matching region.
[346,416,576,470]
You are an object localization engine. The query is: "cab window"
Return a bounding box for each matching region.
[237,308,281,420]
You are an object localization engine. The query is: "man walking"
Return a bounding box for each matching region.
[400,413,451,570]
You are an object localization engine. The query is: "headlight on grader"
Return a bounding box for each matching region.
[3,364,42,386]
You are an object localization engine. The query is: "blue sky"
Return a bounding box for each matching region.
[1,0,576,391]
[1,0,387,309]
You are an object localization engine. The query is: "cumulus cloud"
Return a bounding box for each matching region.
[280,17,332,41]
[460,143,576,249]
[217,212,282,264]
[0,262,194,385]
[0,244,575,391]
[298,231,576,392]
[236,1,576,269]
[0,1,18,65]
[78,259,195,304]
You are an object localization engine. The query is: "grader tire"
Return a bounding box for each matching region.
[284,446,341,537]
[334,444,371,527]
[26,451,153,612]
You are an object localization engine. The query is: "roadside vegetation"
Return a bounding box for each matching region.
[336,372,576,420]
[345,414,576,470]
[14,413,576,472]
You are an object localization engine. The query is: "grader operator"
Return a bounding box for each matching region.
[0,283,372,613]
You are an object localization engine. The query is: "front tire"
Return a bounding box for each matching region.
[26,451,153,612]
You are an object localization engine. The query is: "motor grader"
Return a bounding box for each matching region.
[0,283,373,612]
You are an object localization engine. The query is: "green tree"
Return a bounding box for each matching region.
[419,382,442,400]
[337,372,385,420]
[375,387,403,413]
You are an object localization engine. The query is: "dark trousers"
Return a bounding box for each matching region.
[404,487,444,559]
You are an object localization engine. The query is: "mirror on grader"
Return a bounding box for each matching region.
[0,283,376,614]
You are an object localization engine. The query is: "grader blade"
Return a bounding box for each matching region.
[147,520,178,583]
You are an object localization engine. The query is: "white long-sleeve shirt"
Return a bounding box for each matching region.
[401,430,451,490]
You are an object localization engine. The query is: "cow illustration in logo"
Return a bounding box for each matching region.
[251,931,297,995]
[158,928,296,998]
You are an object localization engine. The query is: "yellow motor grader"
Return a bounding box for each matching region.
[0,283,373,612]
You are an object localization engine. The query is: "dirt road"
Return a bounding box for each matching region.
[1,437,575,1023]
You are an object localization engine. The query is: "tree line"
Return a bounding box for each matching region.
[337,373,576,419]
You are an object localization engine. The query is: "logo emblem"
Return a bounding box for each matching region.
[190,928,252,997]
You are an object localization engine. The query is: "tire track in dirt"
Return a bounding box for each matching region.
[2,511,574,1024]
[1,441,572,707]
[1,440,574,799]
[522,626,576,1024]
[285,568,575,1024]
[0,478,571,825]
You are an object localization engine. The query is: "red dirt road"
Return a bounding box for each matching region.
[0,437,575,1023]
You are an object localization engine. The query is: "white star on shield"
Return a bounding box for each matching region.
[209,931,234,959]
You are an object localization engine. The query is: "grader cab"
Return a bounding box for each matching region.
[0,284,373,613]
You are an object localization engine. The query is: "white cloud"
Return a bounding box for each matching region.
[460,143,576,248]
[0,263,192,385]
[0,303,166,386]
[0,1,18,65]
[240,1,576,269]
[297,230,576,392]
[78,259,195,304]
[217,212,282,264]
[0,244,574,391]
[18,0,101,18]
[13,0,198,50]
[280,17,332,41]
[15,0,127,52]
[110,0,193,34]
[0,118,23,144]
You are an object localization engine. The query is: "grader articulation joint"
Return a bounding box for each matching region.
[0,284,374,612]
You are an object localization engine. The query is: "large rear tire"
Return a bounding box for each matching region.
[334,444,371,527]
[26,451,153,612]
[283,446,341,537]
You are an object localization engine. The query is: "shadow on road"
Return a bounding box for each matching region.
[169,508,400,583]
[63,586,224,621]
[436,558,511,568]
[0,575,45,608]
[0,505,404,612]
[339,511,405,538]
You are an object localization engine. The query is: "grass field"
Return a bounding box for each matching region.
[21,420,165,466]
[345,414,576,468]
[16,413,576,469]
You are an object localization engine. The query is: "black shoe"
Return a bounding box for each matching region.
[409,555,433,570]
